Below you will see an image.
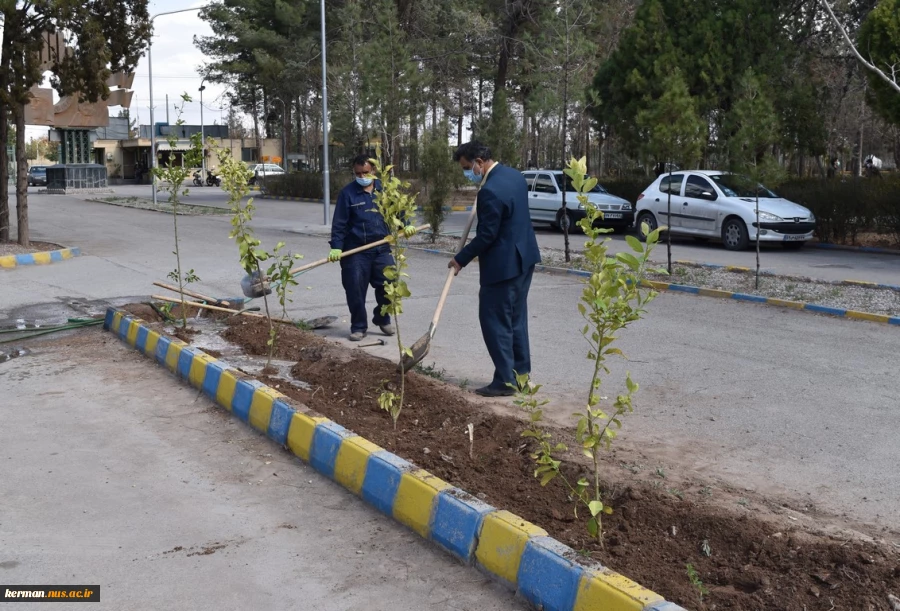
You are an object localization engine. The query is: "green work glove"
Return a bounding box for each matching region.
[403,225,417,238]
[328,249,342,262]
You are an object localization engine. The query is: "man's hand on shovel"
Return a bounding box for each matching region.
[447,258,462,276]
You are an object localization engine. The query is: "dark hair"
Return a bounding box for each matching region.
[351,154,373,168]
[453,141,492,163]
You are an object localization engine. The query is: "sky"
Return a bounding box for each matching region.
[25,0,230,142]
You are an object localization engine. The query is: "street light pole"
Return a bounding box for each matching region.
[199,81,207,182]
[320,0,330,225]
[148,5,209,206]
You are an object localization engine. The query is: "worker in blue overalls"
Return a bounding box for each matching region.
[328,154,417,341]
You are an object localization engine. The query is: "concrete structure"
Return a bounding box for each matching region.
[97,123,283,182]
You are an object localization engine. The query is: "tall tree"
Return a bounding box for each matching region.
[725,68,785,288]
[636,67,705,273]
[0,0,150,246]
[856,0,900,124]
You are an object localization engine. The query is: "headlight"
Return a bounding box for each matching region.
[578,202,585,210]
[808,212,816,223]
[758,211,783,222]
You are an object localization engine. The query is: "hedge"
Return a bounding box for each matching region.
[775,177,900,245]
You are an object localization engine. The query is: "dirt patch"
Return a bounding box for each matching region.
[204,316,900,610]
[0,240,65,256]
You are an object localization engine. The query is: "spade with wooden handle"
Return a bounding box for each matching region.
[241,223,431,299]
[399,199,478,373]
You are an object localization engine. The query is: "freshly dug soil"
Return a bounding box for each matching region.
[213,317,897,609]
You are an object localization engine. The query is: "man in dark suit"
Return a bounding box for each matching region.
[448,141,541,397]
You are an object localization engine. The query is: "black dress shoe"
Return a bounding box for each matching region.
[474,385,515,397]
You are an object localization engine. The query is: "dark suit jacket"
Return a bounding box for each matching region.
[455,164,541,285]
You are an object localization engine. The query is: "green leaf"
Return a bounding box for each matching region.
[625,234,644,253]
[586,517,599,538]
[588,500,604,516]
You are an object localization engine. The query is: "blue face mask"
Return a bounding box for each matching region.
[463,166,482,184]
[356,177,374,187]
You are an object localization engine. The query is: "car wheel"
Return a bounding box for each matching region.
[781,241,805,250]
[636,212,658,242]
[721,218,749,251]
[555,208,576,233]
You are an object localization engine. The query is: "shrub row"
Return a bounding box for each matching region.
[775,177,900,245]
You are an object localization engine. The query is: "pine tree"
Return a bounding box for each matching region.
[636,66,705,273]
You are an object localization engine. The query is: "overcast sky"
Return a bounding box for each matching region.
[25,0,230,141]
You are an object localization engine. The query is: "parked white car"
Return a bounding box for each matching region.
[521,170,634,232]
[634,171,816,250]
[248,163,285,185]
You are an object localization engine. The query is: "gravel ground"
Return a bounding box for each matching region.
[0,240,64,255]
[408,235,900,316]
[89,196,229,216]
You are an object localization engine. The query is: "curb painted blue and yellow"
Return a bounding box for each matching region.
[104,307,687,611]
[257,194,325,203]
[409,247,900,327]
[0,246,81,270]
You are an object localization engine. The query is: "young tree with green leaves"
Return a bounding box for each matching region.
[370,157,419,429]
[420,121,456,242]
[725,68,785,288]
[153,95,204,330]
[517,156,663,546]
[636,66,705,273]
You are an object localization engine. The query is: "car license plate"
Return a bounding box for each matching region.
[604,213,622,219]
[783,234,807,241]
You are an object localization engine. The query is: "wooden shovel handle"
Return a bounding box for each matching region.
[286,222,431,276]
[432,191,479,331]
[151,294,295,325]
[152,281,228,306]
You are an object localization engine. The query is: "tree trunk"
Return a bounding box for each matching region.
[15,101,28,247]
[0,21,10,243]
[0,108,9,243]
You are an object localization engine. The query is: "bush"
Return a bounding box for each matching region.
[260,172,347,200]
[775,177,900,245]
[598,177,650,206]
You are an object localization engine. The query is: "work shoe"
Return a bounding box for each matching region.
[349,331,367,341]
[379,323,395,336]
[474,385,515,398]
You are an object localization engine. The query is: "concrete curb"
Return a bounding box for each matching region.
[254,194,472,212]
[809,242,900,256]
[408,247,900,327]
[104,307,687,611]
[257,194,324,203]
[0,246,81,269]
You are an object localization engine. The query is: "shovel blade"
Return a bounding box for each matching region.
[398,332,431,374]
[241,270,272,298]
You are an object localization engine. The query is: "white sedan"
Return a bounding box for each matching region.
[634,170,816,250]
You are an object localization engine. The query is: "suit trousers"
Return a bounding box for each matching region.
[478,265,535,390]
[340,247,393,333]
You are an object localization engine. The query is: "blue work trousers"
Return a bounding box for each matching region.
[340,247,394,333]
[478,265,535,390]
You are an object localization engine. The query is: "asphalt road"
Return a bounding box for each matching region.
[3,189,899,534]
[44,184,900,285]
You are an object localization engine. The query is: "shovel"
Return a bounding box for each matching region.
[399,199,478,374]
[241,223,431,298]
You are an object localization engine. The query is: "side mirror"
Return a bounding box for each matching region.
[701,191,717,201]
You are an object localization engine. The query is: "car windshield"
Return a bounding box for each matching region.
[711,174,777,198]
[553,174,608,194]
[31,167,47,173]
